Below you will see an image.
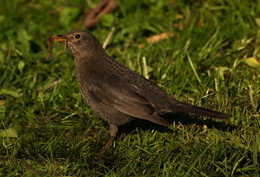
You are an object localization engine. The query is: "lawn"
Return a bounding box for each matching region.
[0,0,259,176]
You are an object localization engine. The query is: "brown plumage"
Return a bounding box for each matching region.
[50,30,231,153]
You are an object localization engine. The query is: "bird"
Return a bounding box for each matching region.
[50,30,231,153]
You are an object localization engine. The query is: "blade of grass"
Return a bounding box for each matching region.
[186,52,202,84]
[184,141,214,177]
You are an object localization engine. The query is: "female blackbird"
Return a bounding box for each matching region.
[50,30,231,153]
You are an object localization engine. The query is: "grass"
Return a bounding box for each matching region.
[0,0,259,176]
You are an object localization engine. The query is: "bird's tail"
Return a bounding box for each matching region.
[170,100,231,120]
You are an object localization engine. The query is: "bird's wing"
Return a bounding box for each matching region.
[87,72,169,126]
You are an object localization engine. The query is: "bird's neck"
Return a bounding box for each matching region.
[73,51,108,82]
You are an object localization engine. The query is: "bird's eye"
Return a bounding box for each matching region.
[75,34,81,39]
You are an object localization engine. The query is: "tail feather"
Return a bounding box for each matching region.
[171,100,231,120]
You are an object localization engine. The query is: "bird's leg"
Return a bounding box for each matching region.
[100,124,118,155]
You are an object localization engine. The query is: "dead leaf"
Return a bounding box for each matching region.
[172,22,184,30]
[84,0,118,28]
[198,17,204,27]
[146,32,175,43]
[138,32,175,48]
[175,14,184,19]
[1,128,18,138]
[0,100,5,106]
[138,43,145,49]
[243,57,260,68]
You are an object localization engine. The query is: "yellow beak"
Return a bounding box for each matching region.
[50,35,67,42]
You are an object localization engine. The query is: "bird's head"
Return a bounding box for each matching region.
[50,30,105,60]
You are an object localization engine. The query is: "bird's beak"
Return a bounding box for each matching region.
[50,35,67,42]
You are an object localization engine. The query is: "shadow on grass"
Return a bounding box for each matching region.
[118,113,238,136]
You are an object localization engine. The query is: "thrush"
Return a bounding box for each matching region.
[50,30,231,153]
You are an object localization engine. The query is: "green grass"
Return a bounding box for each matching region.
[0,0,259,176]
